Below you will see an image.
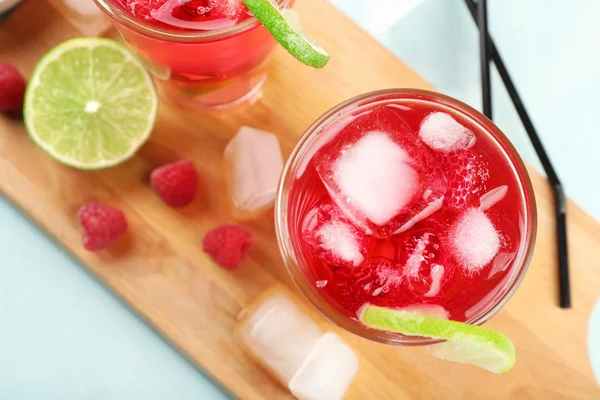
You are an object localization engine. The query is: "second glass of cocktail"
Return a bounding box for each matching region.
[276,89,537,348]
[94,0,294,109]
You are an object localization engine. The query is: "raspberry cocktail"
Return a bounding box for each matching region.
[275,89,537,345]
[94,0,292,109]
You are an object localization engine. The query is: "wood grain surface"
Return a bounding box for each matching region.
[1,1,599,399]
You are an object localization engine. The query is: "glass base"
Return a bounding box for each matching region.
[156,69,268,111]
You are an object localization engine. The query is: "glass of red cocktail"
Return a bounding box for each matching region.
[94,0,292,109]
[275,89,537,345]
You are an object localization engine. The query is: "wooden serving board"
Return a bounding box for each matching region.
[1,1,599,398]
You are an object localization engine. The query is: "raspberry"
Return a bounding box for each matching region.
[333,257,406,310]
[78,202,128,251]
[439,151,489,209]
[202,225,253,270]
[151,159,198,208]
[0,63,26,113]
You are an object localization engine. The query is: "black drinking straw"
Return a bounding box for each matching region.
[466,0,571,308]
[478,0,492,119]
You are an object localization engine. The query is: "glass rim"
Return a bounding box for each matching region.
[93,0,291,42]
[274,88,538,346]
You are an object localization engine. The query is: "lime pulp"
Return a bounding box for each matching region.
[24,38,158,170]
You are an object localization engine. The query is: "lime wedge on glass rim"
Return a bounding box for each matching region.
[243,0,330,68]
[360,304,516,374]
[24,38,158,170]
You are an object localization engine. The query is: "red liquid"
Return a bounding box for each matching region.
[103,0,290,107]
[288,100,528,323]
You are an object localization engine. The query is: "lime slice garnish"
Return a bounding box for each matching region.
[359,304,516,374]
[243,0,330,68]
[24,38,158,170]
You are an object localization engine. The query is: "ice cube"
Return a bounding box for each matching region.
[302,204,372,268]
[403,233,431,277]
[450,208,500,271]
[487,252,516,279]
[394,196,444,234]
[297,113,359,178]
[424,264,445,298]
[397,230,450,298]
[323,132,419,233]
[316,280,328,288]
[49,0,110,36]
[314,105,444,238]
[479,185,508,211]
[419,112,475,153]
[224,126,283,220]
[236,290,323,385]
[62,0,102,15]
[317,222,364,266]
[288,332,359,400]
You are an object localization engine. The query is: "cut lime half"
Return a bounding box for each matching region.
[243,0,330,68]
[359,304,516,374]
[24,38,158,170]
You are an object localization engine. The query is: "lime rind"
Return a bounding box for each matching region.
[24,38,158,170]
[359,304,516,374]
[243,0,330,68]
[427,337,514,374]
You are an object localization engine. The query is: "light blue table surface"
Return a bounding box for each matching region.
[0,198,231,400]
[2,0,599,398]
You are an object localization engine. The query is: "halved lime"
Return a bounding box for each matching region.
[243,0,330,68]
[359,304,516,374]
[24,38,158,170]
